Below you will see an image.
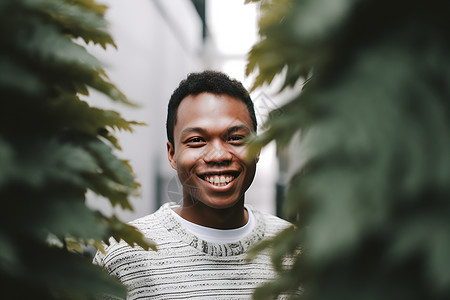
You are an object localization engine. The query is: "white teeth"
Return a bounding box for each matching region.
[204,175,235,186]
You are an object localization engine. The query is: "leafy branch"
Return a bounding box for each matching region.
[246,0,450,299]
[0,0,154,298]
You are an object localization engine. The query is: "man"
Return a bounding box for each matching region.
[94,71,291,299]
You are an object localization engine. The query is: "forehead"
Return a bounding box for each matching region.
[175,93,253,134]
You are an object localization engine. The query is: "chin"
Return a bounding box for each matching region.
[198,193,244,210]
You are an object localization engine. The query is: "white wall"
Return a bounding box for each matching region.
[85,0,204,221]
[85,0,282,221]
[206,0,279,215]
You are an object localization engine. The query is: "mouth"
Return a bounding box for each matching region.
[198,172,239,187]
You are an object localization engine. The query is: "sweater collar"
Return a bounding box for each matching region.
[156,202,266,256]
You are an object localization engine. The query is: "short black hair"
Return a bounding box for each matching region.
[166,70,257,146]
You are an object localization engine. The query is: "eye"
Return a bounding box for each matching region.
[228,135,245,145]
[185,137,206,146]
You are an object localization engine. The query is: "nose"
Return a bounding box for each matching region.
[202,140,233,165]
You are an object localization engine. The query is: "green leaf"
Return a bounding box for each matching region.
[0,232,23,276]
[13,16,102,68]
[1,0,151,298]
[246,0,450,299]
[0,138,97,188]
[103,215,157,252]
[24,0,115,48]
[46,93,143,141]
[0,57,46,96]
[31,198,108,241]
[31,246,127,299]
[0,137,15,187]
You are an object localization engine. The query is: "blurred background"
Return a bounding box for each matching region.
[4,0,449,298]
[84,0,299,221]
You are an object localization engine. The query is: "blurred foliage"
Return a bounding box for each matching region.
[246,0,450,299]
[0,0,155,299]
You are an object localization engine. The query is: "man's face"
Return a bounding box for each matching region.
[167,92,257,209]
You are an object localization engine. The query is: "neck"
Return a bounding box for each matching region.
[173,198,248,229]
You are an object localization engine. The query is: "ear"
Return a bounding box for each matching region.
[255,149,261,163]
[167,141,177,170]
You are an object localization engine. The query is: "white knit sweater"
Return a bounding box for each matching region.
[94,203,292,300]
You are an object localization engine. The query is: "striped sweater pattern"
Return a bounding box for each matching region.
[94,203,292,300]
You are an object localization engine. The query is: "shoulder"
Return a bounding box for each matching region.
[93,204,175,268]
[248,205,293,238]
[128,203,176,238]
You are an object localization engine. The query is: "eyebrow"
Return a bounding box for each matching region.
[180,125,252,138]
[227,125,252,134]
[180,127,207,137]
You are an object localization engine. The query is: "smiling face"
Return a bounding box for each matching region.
[167,92,257,210]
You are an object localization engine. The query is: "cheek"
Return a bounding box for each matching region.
[233,147,256,181]
[230,144,249,158]
[176,149,204,171]
[245,161,257,181]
